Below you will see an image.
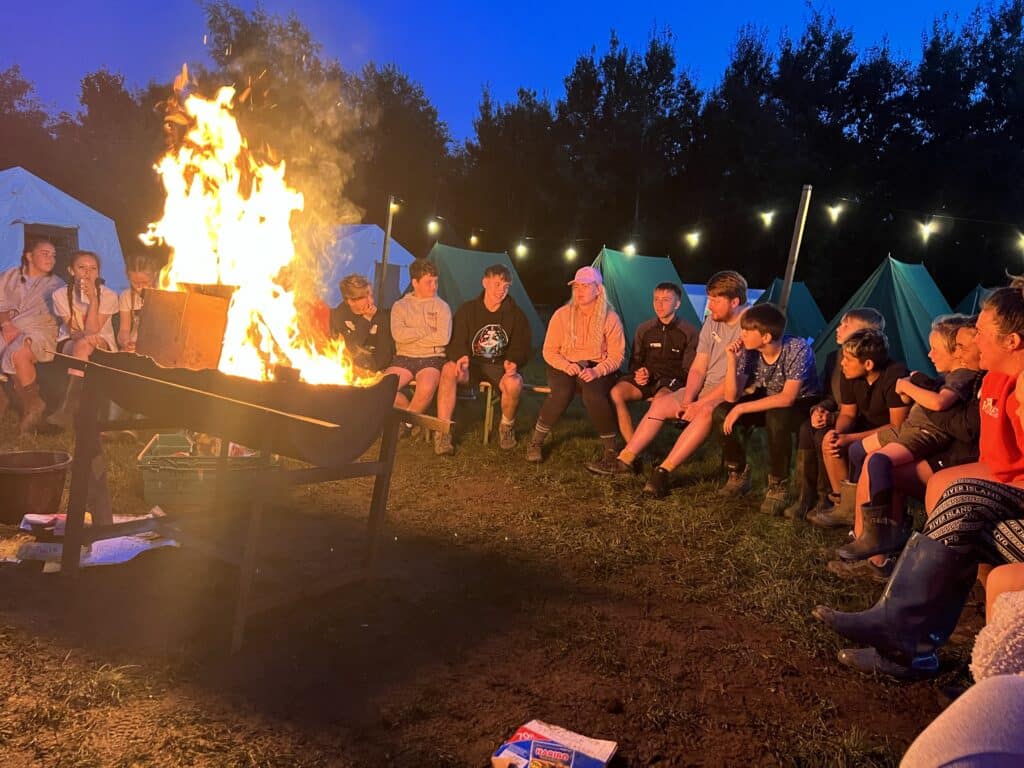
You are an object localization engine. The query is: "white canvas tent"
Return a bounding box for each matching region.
[0,166,127,292]
[317,223,416,308]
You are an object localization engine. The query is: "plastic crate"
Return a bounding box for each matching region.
[137,433,279,509]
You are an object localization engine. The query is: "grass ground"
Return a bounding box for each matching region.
[0,390,981,767]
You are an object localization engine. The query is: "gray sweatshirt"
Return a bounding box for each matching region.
[390,294,452,358]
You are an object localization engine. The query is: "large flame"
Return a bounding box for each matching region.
[142,86,370,386]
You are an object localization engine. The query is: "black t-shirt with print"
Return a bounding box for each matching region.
[838,359,909,429]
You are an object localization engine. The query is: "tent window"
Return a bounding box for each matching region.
[23,224,79,278]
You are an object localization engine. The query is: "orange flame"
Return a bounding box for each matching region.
[141,86,373,386]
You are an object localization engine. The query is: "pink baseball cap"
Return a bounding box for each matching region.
[568,266,602,286]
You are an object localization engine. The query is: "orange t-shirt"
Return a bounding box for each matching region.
[979,371,1024,483]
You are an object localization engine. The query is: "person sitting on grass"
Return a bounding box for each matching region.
[812,280,1024,679]
[48,250,120,429]
[116,253,159,353]
[833,314,984,567]
[526,266,625,464]
[807,328,910,528]
[586,270,748,499]
[606,282,698,443]
[785,307,885,520]
[384,259,451,428]
[0,238,64,433]
[330,274,394,375]
[434,263,530,455]
[712,302,819,514]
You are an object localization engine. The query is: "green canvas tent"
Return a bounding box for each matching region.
[813,256,951,376]
[754,278,827,342]
[427,243,546,348]
[954,284,993,316]
[591,247,701,355]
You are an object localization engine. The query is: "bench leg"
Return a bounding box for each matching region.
[481,383,495,446]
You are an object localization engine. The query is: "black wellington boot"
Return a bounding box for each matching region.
[836,504,912,562]
[811,533,978,665]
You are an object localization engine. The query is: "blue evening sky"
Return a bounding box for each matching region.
[4,0,978,141]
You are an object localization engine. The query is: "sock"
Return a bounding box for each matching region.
[865,452,894,507]
[530,421,550,445]
[848,440,867,482]
[600,433,618,452]
[500,416,515,426]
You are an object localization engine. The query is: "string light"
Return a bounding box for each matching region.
[427,218,441,236]
[469,233,479,247]
[919,219,938,243]
[515,242,528,258]
[623,242,637,256]
[389,200,400,214]
[760,211,775,228]
[685,231,700,249]
[564,246,577,261]
[1017,233,1024,253]
[826,204,843,223]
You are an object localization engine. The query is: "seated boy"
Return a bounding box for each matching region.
[330,274,394,375]
[786,307,885,519]
[808,328,910,528]
[713,302,820,514]
[608,282,698,441]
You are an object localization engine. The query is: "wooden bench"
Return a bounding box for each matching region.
[478,380,551,446]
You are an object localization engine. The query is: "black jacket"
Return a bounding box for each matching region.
[446,292,531,368]
[329,303,394,372]
[629,315,699,383]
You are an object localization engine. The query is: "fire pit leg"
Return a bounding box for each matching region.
[229,433,273,654]
[62,372,103,574]
[364,413,400,573]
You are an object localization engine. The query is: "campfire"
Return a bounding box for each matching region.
[140,71,372,386]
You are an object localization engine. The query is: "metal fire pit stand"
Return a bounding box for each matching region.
[55,352,449,652]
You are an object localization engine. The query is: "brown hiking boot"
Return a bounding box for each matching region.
[643,467,672,499]
[433,431,454,456]
[760,476,790,515]
[586,451,635,476]
[826,557,894,583]
[498,422,517,450]
[718,464,751,497]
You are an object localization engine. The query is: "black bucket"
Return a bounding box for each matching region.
[0,451,72,525]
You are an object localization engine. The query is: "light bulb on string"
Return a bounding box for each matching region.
[564,246,577,261]
[919,219,938,243]
[623,242,637,256]
[760,211,775,228]
[515,242,528,259]
[827,204,843,224]
[427,218,441,236]
[685,231,700,249]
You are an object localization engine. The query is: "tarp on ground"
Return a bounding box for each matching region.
[954,284,993,316]
[755,278,827,342]
[0,166,127,292]
[427,243,546,348]
[813,256,952,376]
[317,223,416,309]
[592,248,701,355]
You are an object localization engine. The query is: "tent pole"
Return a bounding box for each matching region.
[378,194,398,306]
[779,184,813,314]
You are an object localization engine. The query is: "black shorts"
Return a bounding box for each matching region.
[468,359,506,388]
[876,423,952,460]
[620,373,686,401]
[391,354,445,376]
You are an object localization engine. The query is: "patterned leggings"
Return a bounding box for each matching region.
[924,479,1024,564]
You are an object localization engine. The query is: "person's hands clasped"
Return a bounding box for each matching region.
[810,405,830,429]
[634,366,650,386]
[578,366,598,383]
[823,428,848,458]
[679,399,708,422]
[564,362,582,377]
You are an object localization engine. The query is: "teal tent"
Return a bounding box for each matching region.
[755,278,826,342]
[427,243,546,348]
[592,247,701,355]
[954,284,993,316]
[813,257,951,376]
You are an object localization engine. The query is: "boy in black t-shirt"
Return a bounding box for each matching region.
[809,328,910,528]
[713,303,820,514]
[434,263,531,455]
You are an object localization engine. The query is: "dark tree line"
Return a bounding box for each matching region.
[2,1,1023,312]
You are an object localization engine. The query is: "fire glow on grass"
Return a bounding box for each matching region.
[142,86,373,386]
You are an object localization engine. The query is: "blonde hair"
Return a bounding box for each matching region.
[567,284,611,350]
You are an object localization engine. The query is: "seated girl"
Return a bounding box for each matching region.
[48,250,119,428]
[0,239,64,432]
[117,254,159,353]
